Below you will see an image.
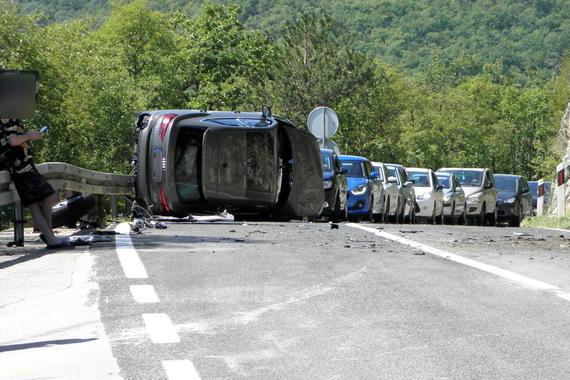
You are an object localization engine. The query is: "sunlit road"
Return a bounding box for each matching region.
[92,221,570,379]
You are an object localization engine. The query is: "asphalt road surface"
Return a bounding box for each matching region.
[2,220,570,379]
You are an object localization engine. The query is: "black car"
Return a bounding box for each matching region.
[132,109,324,219]
[494,174,533,227]
[320,149,348,220]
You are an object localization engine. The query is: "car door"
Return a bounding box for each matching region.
[366,161,383,214]
[519,177,533,217]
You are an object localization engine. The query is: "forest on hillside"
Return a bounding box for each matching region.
[10,0,570,83]
[2,0,570,185]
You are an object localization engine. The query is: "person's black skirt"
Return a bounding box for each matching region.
[12,169,55,206]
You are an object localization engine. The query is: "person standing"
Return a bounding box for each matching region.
[0,118,72,249]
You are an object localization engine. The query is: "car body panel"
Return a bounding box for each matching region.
[406,167,444,221]
[320,149,348,218]
[435,172,466,219]
[385,163,416,222]
[494,174,533,225]
[437,168,497,223]
[371,162,400,219]
[339,155,383,219]
[132,110,323,218]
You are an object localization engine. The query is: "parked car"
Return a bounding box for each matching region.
[494,174,533,227]
[339,155,384,221]
[406,168,444,224]
[385,163,417,224]
[320,149,348,221]
[371,162,400,223]
[528,181,552,213]
[435,172,466,225]
[437,168,497,226]
[132,109,324,219]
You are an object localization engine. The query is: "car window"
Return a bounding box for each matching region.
[322,154,332,171]
[409,172,430,187]
[341,160,365,178]
[387,167,401,184]
[446,170,483,187]
[436,175,450,188]
[174,128,204,203]
[495,177,517,192]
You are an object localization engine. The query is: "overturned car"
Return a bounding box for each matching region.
[132,109,324,219]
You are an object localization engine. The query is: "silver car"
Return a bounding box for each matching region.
[372,162,400,223]
[385,163,416,224]
[406,168,444,224]
[437,168,498,226]
[435,172,466,225]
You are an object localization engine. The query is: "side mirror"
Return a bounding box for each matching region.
[484,182,494,190]
[387,176,398,184]
[337,167,348,175]
[436,184,444,191]
[403,181,414,187]
[370,171,380,179]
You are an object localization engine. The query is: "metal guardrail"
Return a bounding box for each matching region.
[0,162,135,247]
[0,162,135,207]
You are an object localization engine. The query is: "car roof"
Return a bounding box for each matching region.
[406,167,431,172]
[435,172,452,177]
[339,155,368,161]
[438,168,485,172]
[494,174,522,179]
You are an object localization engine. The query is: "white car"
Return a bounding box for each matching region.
[406,168,444,224]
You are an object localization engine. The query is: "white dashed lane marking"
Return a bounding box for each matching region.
[114,223,202,379]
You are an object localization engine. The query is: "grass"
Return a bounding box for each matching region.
[521,215,570,230]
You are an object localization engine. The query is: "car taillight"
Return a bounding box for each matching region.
[159,114,178,142]
[158,187,171,214]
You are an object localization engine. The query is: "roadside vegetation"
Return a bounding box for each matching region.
[1,0,570,228]
[522,215,570,231]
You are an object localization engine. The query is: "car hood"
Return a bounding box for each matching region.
[346,177,368,191]
[497,191,517,201]
[461,186,484,197]
[414,187,433,196]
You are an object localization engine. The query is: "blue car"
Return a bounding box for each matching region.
[338,155,384,221]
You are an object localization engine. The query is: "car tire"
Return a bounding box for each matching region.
[458,204,467,225]
[509,204,522,227]
[331,194,342,222]
[487,206,497,227]
[52,193,96,228]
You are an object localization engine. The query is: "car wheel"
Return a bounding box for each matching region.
[382,198,390,223]
[331,194,342,222]
[509,204,522,227]
[408,205,416,224]
[365,196,374,222]
[476,203,486,226]
[458,204,467,225]
[487,206,497,227]
[447,203,456,225]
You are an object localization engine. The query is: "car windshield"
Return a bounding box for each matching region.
[174,128,204,203]
[340,160,365,178]
[205,118,273,127]
[444,170,483,187]
[322,154,332,171]
[436,175,450,189]
[408,172,430,187]
[495,177,517,192]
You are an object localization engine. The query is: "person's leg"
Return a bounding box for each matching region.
[29,201,61,246]
[41,193,55,230]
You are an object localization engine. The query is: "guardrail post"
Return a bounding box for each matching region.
[557,163,566,218]
[11,201,25,247]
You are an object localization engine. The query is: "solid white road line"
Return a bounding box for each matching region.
[142,313,181,344]
[130,285,160,303]
[115,223,148,279]
[162,360,202,380]
[350,224,564,294]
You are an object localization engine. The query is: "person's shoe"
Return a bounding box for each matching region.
[39,234,47,244]
[46,241,74,250]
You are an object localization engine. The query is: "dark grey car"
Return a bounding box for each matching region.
[132,109,324,219]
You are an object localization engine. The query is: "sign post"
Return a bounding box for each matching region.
[307,107,339,152]
[537,179,544,216]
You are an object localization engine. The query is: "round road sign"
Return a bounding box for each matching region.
[307,107,339,139]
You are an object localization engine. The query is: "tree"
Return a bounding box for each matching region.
[267,12,375,127]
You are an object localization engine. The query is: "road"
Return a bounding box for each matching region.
[2,220,570,379]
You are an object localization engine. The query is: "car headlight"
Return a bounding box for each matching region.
[324,180,333,189]
[443,195,450,202]
[351,185,367,195]
[417,192,432,200]
[503,197,516,204]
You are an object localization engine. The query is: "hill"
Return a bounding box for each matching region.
[10,0,570,78]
